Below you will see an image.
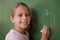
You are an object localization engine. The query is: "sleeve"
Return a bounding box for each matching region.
[5,32,17,40]
[5,34,17,40]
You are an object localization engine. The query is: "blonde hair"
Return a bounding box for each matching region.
[11,2,32,17]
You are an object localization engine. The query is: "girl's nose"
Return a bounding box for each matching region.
[22,15,26,20]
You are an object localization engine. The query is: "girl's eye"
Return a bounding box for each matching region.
[18,14,22,17]
[25,13,30,16]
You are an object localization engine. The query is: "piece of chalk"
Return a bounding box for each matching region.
[40,29,43,32]
[40,25,46,32]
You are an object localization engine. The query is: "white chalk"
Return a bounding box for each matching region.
[40,25,46,32]
[40,29,43,32]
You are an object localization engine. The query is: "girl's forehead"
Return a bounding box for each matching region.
[16,5,29,10]
[14,5,29,13]
[11,4,31,17]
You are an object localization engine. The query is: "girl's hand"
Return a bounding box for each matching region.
[41,25,50,40]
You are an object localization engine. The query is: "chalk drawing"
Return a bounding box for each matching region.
[41,9,55,28]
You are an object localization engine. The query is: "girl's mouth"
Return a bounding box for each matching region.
[20,22,28,25]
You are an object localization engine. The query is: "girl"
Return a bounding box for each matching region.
[5,2,50,40]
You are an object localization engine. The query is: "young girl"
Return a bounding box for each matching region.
[5,2,50,40]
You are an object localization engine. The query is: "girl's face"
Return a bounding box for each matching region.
[10,5,31,29]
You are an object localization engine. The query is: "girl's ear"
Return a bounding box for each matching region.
[10,16,14,23]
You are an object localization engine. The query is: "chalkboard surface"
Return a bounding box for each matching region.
[0,0,60,40]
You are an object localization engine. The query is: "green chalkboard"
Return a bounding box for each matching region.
[0,0,60,40]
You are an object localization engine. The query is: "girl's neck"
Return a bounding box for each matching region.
[13,26,26,35]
